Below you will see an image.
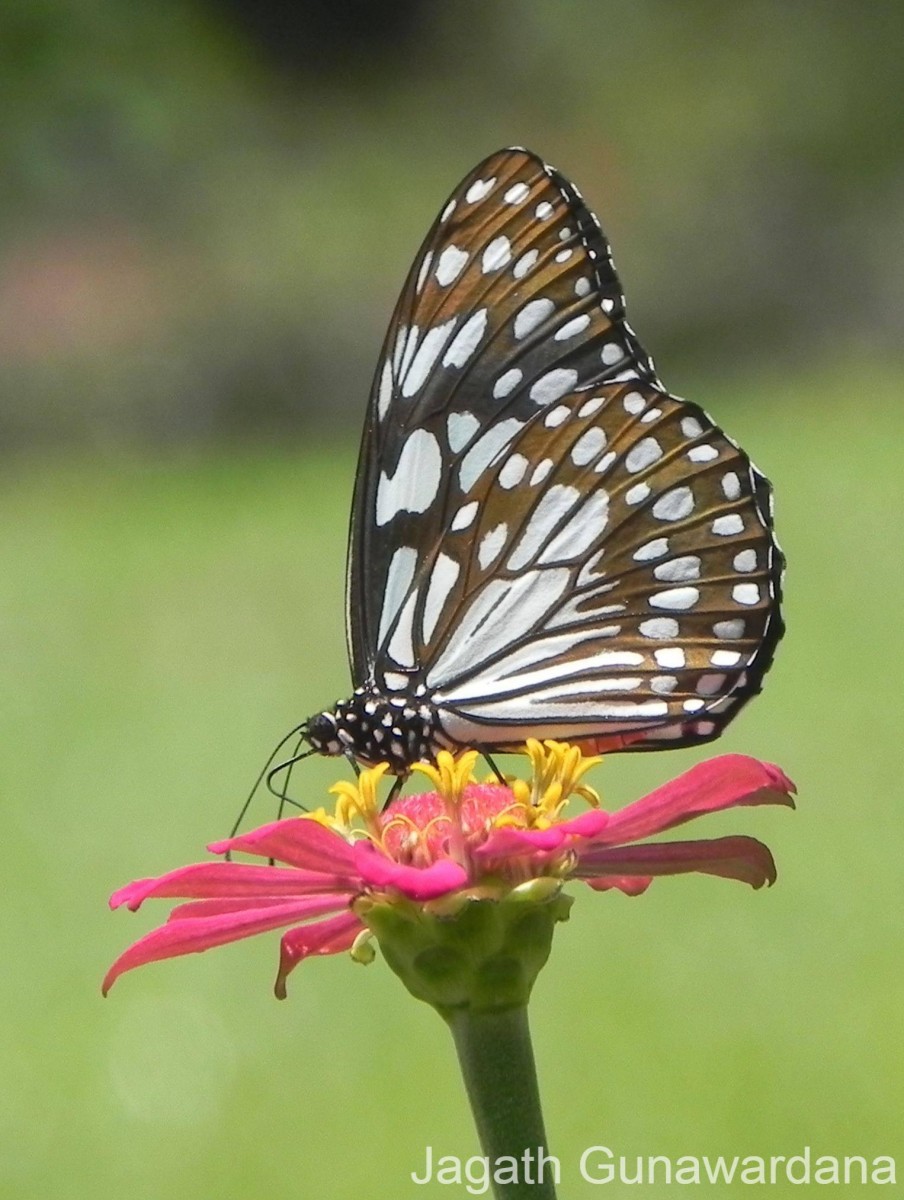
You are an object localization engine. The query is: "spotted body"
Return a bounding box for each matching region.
[305,147,784,771]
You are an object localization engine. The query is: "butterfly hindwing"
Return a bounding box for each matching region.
[418,381,783,752]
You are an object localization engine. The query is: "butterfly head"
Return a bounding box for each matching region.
[303,687,440,774]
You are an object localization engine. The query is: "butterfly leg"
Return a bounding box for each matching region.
[483,752,507,786]
[343,749,361,777]
[382,774,404,810]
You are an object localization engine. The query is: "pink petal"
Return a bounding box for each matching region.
[576,834,778,889]
[476,808,609,860]
[594,755,795,846]
[110,861,357,912]
[208,818,357,874]
[275,912,364,999]
[103,895,349,994]
[352,842,469,899]
[165,895,349,921]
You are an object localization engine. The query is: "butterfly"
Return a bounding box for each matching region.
[301,147,784,776]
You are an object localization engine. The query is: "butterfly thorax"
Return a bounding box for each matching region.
[305,686,439,773]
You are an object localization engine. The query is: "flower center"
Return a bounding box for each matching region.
[379,784,526,867]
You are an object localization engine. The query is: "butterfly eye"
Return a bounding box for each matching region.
[313,147,783,773]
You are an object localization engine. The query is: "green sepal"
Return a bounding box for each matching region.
[358,881,573,1017]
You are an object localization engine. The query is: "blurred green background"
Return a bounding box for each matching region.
[3,1,902,1197]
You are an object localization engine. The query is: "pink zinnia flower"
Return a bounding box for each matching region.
[105,743,794,1000]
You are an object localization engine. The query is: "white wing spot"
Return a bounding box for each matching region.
[625,482,651,505]
[508,485,581,571]
[714,619,745,640]
[688,444,718,463]
[558,227,572,241]
[514,298,555,340]
[625,437,662,473]
[503,182,529,203]
[623,392,645,415]
[681,416,704,438]
[602,297,616,313]
[654,555,701,583]
[652,676,678,694]
[683,698,706,714]
[451,501,478,531]
[392,324,408,373]
[377,359,393,420]
[493,368,523,399]
[459,418,524,491]
[398,325,420,377]
[650,586,699,611]
[554,247,573,263]
[641,407,662,423]
[415,251,434,294]
[574,277,591,297]
[594,451,616,474]
[578,395,605,418]
[633,537,669,562]
[378,546,418,645]
[601,342,623,365]
[422,553,461,643]
[482,235,512,273]
[652,487,695,521]
[513,249,539,279]
[530,368,578,405]
[443,308,488,368]
[376,430,442,526]
[386,590,418,667]
[446,410,480,453]
[722,472,741,500]
[571,426,607,466]
[712,513,744,536]
[535,201,553,219]
[402,317,458,397]
[712,649,742,666]
[555,313,591,341]
[733,549,757,572]
[577,548,606,585]
[530,459,553,485]
[654,647,685,668]
[732,582,761,606]
[435,245,469,286]
[478,524,508,570]
[465,177,496,203]
[440,199,457,222]
[538,490,610,564]
[498,454,529,489]
[640,617,680,639]
[543,405,570,428]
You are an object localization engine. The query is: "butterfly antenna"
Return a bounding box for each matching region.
[266,745,316,816]
[227,723,308,852]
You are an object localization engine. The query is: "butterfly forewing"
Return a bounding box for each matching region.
[343,147,782,758]
[347,148,658,677]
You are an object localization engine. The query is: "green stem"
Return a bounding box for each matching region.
[447,1006,558,1200]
